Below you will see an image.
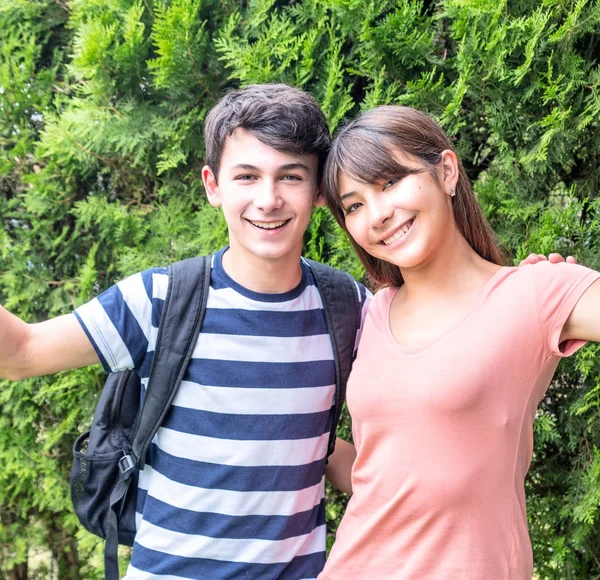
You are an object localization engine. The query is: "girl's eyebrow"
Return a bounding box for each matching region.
[340,191,357,201]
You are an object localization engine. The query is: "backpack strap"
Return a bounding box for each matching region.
[132,255,212,469]
[104,255,211,580]
[305,259,361,459]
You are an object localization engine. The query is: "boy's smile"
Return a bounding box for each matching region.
[202,129,324,287]
[248,219,289,230]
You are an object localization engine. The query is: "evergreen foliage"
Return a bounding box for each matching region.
[0,0,599,577]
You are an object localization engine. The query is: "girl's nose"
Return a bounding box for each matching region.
[369,197,392,228]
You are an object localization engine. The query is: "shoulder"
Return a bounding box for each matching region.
[77,266,169,332]
[528,260,594,277]
[111,266,169,305]
[372,285,396,304]
[526,261,599,298]
[367,286,396,318]
[487,262,597,292]
[302,258,370,300]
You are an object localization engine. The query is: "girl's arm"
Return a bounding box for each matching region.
[561,279,600,343]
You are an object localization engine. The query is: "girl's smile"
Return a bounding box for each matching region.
[338,155,456,271]
[380,217,415,246]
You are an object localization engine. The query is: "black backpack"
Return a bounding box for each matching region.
[70,255,361,580]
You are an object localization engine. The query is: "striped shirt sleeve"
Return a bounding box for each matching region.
[74,268,165,373]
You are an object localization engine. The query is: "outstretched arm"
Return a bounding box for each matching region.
[561,279,600,344]
[325,437,356,496]
[0,306,99,380]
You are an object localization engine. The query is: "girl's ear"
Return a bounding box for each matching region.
[440,150,459,196]
[202,166,221,208]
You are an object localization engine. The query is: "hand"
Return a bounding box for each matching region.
[519,253,577,267]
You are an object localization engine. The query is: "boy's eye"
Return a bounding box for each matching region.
[382,178,399,190]
[234,174,256,181]
[281,174,302,181]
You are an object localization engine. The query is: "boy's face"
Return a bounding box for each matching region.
[203,129,324,266]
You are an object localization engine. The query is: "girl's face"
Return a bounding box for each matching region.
[338,151,457,271]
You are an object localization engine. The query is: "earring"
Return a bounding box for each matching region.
[449,188,456,197]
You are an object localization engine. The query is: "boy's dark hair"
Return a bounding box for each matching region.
[204,84,331,180]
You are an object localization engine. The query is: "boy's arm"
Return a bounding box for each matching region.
[325,437,356,496]
[0,306,99,380]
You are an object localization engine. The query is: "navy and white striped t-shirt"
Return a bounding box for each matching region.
[75,248,369,580]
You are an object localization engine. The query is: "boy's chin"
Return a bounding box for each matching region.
[229,240,304,263]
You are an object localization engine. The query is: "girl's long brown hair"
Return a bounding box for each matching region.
[323,106,504,288]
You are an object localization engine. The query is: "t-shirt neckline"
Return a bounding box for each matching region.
[213,247,309,303]
[385,265,513,355]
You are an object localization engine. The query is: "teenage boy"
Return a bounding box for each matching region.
[0,84,368,579]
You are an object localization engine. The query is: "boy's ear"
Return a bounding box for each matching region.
[202,165,221,208]
[314,188,326,208]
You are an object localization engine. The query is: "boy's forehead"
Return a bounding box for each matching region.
[220,128,318,174]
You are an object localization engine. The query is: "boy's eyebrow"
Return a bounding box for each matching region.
[231,164,259,171]
[230,163,311,172]
[279,163,310,172]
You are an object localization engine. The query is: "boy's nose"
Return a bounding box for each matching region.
[254,182,283,212]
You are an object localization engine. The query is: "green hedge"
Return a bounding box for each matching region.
[1,0,599,577]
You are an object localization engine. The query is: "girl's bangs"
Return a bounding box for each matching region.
[335,131,416,186]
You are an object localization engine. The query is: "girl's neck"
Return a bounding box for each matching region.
[389,234,503,351]
[398,234,500,304]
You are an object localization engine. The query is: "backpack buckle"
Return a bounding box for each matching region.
[118,454,136,481]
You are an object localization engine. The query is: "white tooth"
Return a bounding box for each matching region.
[383,220,412,245]
[251,220,286,230]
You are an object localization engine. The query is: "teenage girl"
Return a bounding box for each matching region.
[318,106,600,580]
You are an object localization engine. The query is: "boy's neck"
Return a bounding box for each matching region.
[221,246,304,294]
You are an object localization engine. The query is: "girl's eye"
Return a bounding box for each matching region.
[344,202,362,215]
[383,178,399,190]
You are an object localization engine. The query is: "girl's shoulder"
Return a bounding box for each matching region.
[371,285,398,307]
[521,260,598,294]
[477,261,597,298]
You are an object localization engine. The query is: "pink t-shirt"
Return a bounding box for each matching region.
[320,262,599,580]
